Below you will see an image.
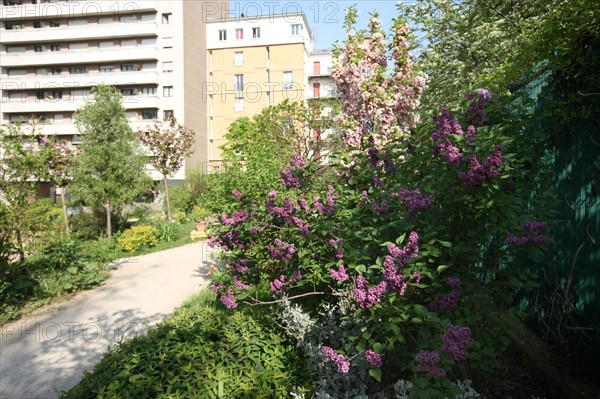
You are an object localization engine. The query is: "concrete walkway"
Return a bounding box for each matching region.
[0,241,213,399]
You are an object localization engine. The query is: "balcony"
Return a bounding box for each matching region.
[0,1,158,20]
[0,22,158,44]
[0,46,160,67]
[2,70,160,90]
[1,95,160,113]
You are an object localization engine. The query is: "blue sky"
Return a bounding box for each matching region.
[231,1,409,50]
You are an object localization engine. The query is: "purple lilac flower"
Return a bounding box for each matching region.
[431,108,465,167]
[250,226,258,234]
[211,282,224,293]
[373,175,383,188]
[270,275,288,294]
[233,276,251,290]
[268,191,278,198]
[297,198,310,212]
[367,136,380,167]
[523,220,549,232]
[231,189,242,199]
[220,289,238,309]
[221,212,236,226]
[289,152,308,169]
[383,263,407,295]
[430,277,461,311]
[232,209,249,223]
[416,350,446,377]
[505,220,549,246]
[292,217,310,236]
[371,200,389,214]
[387,231,419,265]
[272,198,296,223]
[313,197,335,215]
[458,155,487,186]
[232,258,250,274]
[384,255,395,268]
[223,229,245,249]
[354,275,387,308]
[280,165,301,188]
[336,249,344,259]
[292,270,302,281]
[365,349,383,368]
[483,145,503,179]
[269,239,297,260]
[392,188,433,217]
[329,264,349,282]
[441,324,474,361]
[412,271,421,284]
[467,125,476,142]
[360,191,369,204]
[321,346,351,374]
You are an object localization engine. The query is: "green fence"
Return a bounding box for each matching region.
[516,46,600,370]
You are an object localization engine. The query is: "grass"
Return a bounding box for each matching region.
[119,220,199,257]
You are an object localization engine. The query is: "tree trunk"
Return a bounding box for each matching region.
[15,228,25,261]
[164,176,172,223]
[60,188,70,235]
[105,201,112,239]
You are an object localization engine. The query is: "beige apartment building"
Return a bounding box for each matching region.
[0,0,214,181]
[205,12,335,170]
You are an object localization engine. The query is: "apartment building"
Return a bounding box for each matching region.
[0,0,211,182]
[205,12,336,169]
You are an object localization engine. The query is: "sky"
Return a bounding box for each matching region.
[231,1,411,50]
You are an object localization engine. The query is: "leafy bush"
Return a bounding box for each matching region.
[164,185,193,214]
[190,205,212,221]
[127,204,151,221]
[156,223,180,243]
[41,236,83,271]
[61,291,309,398]
[80,237,118,265]
[117,225,159,253]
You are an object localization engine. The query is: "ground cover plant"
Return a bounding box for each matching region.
[60,289,310,399]
[207,9,553,398]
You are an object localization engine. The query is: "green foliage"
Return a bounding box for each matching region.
[190,205,211,222]
[71,84,151,238]
[128,204,152,221]
[156,222,180,243]
[117,225,159,253]
[164,185,193,214]
[61,291,309,398]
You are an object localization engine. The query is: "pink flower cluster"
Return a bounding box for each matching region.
[220,289,238,309]
[430,276,461,311]
[329,264,349,282]
[466,89,492,126]
[387,231,419,266]
[431,108,465,167]
[279,153,307,188]
[392,188,434,217]
[364,349,383,367]
[269,271,302,295]
[321,346,350,373]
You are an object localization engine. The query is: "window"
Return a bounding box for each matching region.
[72,135,82,145]
[69,42,88,50]
[121,88,138,96]
[121,39,137,47]
[99,65,114,73]
[51,90,62,99]
[71,89,90,98]
[313,61,320,75]
[235,28,243,40]
[121,64,135,72]
[163,110,173,120]
[234,97,244,112]
[141,38,156,46]
[313,82,320,98]
[69,66,87,74]
[162,61,173,73]
[163,86,173,97]
[235,74,243,92]
[54,114,64,123]
[218,30,226,41]
[143,87,157,96]
[5,22,24,30]
[68,19,87,26]
[36,91,44,100]
[49,20,60,27]
[162,13,171,24]
[51,67,62,75]
[98,17,113,24]
[99,41,113,49]
[36,68,47,75]
[291,24,301,35]
[142,110,157,120]
[33,20,42,28]
[162,37,173,48]
[234,51,243,66]
[51,44,61,52]
[34,45,44,52]
[252,27,260,38]
[283,71,293,89]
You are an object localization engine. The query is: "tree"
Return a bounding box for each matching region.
[0,122,46,260]
[138,117,194,223]
[71,84,150,238]
[40,137,80,234]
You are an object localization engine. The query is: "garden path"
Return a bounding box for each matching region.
[0,241,213,399]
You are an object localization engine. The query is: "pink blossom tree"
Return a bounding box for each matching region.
[138,116,195,223]
[331,9,426,149]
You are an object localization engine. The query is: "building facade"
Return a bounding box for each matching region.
[0,0,211,180]
[205,12,335,169]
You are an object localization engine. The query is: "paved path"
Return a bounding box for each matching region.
[0,241,213,399]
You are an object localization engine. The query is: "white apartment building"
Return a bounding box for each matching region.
[0,0,212,185]
[205,12,336,167]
